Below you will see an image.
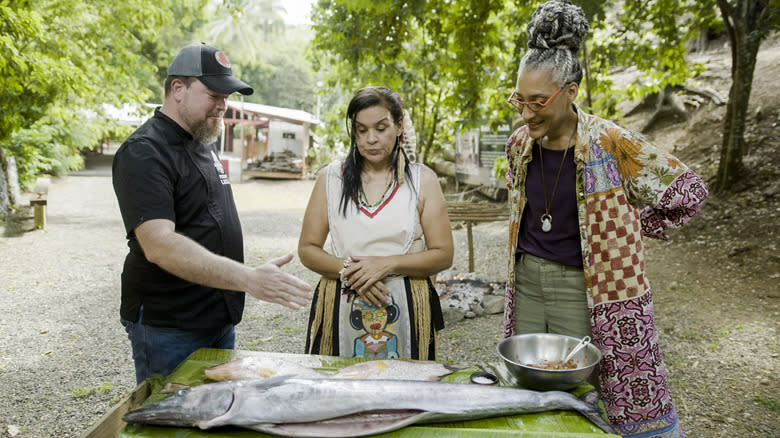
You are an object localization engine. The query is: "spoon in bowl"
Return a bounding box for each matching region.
[562,336,591,364]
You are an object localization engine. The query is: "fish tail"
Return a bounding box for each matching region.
[576,390,615,435]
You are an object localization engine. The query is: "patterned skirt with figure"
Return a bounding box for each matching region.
[305,161,444,360]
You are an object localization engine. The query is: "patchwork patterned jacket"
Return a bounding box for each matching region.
[503,106,708,437]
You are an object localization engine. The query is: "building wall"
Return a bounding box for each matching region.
[268,120,304,156]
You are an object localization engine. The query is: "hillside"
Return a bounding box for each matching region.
[623,33,780,436]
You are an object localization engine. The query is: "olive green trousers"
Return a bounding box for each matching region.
[512,253,591,339]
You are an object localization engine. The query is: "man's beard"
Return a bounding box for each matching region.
[189,116,223,145]
[180,104,223,144]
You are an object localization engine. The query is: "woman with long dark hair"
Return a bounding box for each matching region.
[299,86,453,360]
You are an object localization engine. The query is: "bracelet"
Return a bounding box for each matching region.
[339,257,352,278]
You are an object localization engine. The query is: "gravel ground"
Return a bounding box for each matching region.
[0,145,777,437]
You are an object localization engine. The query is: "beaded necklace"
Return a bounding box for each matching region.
[359,176,396,208]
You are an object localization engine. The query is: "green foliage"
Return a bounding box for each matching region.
[137,0,213,102]
[0,0,208,188]
[205,0,288,64]
[203,0,320,119]
[237,28,318,112]
[309,0,729,163]
[6,104,134,189]
[2,0,770,196]
[492,156,508,185]
[587,0,721,117]
[72,382,114,398]
[0,2,54,145]
[310,0,513,164]
[752,395,780,412]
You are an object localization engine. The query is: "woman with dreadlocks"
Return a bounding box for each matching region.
[503,1,707,436]
[299,86,452,360]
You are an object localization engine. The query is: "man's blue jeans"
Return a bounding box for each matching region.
[121,307,235,384]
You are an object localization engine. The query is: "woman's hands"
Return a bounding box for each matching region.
[340,256,393,307]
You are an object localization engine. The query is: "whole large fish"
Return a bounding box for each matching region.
[123,376,615,437]
[204,357,458,382]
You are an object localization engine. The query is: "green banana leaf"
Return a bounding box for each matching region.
[119,348,619,438]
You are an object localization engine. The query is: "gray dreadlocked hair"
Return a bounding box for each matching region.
[517,0,590,87]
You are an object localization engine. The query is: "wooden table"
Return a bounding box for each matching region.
[447,201,510,272]
[86,349,618,438]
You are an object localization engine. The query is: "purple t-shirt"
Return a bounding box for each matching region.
[516,142,583,267]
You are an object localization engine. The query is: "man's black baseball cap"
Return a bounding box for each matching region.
[167,43,254,95]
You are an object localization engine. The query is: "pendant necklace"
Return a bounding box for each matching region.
[538,123,577,233]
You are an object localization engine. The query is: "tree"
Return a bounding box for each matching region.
[714,0,779,191]
[309,0,512,163]
[0,0,166,189]
[310,0,724,166]
[205,0,287,63]
[0,0,210,195]
[586,0,720,120]
[205,2,317,111]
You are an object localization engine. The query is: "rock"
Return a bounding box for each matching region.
[489,282,506,295]
[6,156,21,207]
[431,159,456,177]
[437,274,507,319]
[0,160,8,220]
[727,245,753,257]
[441,306,465,325]
[482,295,505,315]
[710,414,727,423]
[7,425,20,437]
[763,181,780,198]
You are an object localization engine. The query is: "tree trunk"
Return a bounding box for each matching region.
[641,85,690,133]
[420,87,444,166]
[582,39,593,110]
[714,0,770,192]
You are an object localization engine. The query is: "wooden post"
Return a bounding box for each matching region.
[446,201,510,273]
[31,199,46,229]
[466,221,474,272]
[30,178,50,230]
[30,196,47,230]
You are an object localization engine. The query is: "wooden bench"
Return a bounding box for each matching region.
[30,179,49,230]
[447,201,510,272]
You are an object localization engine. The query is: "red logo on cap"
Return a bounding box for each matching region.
[215,51,231,68]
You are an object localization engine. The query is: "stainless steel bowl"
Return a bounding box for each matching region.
[497,333,602,391]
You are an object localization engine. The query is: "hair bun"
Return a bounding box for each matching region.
[527,1,589,52]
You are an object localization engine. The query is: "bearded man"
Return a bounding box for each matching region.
[112,43,311,384]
